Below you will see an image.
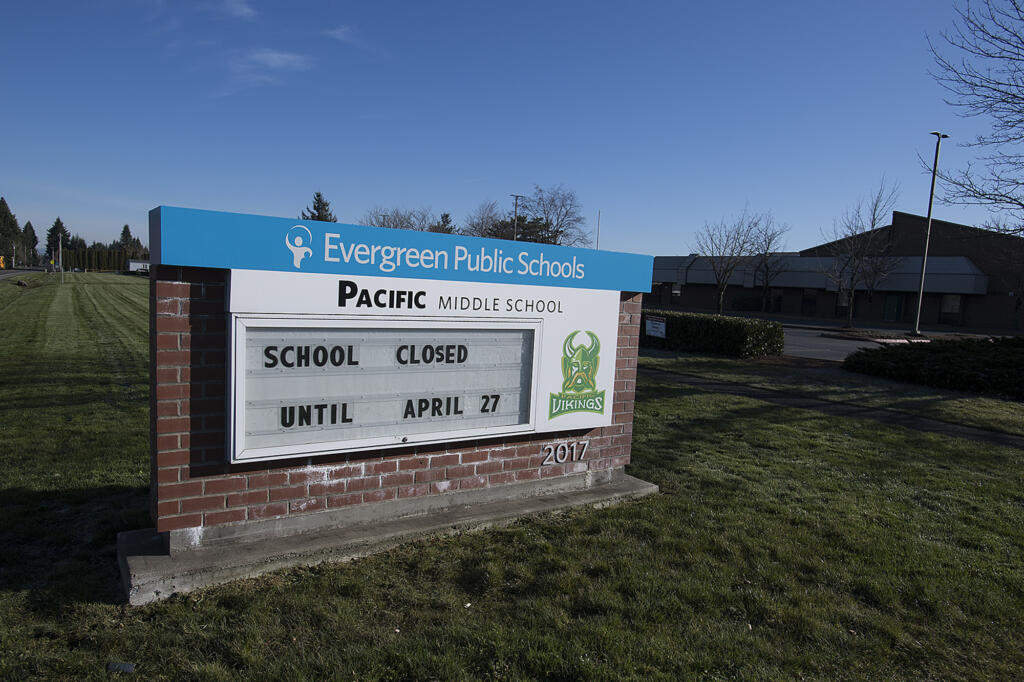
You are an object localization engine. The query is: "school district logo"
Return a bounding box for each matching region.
[549,330,606,418]
[285,225,313,268]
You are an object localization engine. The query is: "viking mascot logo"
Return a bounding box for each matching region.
[550,330,606,418]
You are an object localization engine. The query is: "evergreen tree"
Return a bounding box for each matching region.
[465,215,551,242]
[119,224,133,248]
[300,192,337,222]
[0,197,20,264]
[428,213,458,234]
[45,218,71,262]
[22,221,38,266]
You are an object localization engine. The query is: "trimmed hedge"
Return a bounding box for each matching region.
[843,336,1024,400]
[640,309,784,358]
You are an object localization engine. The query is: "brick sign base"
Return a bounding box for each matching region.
[147,266,646,555]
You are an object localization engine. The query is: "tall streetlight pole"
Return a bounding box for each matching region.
[510,194,525,241]
[912,131,949,336]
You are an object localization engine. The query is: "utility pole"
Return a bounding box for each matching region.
[59,231,64,285]
[912,131,949,336]
[510,194,525,241]
[596,210,601,250]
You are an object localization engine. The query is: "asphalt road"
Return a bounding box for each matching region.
[783,327,878,362]
[0,268,31,281]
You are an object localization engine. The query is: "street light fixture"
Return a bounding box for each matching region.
[510,194,525,241]
[912,131,949,336]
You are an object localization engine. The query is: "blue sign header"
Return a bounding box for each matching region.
[150,206,653,292]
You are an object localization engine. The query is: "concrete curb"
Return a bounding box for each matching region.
[870,337,932,344]
[819,333,931,344]
[118,474,659,605]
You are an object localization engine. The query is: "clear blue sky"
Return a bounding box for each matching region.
[0,0,996,255]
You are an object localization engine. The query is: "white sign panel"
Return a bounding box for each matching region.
[229,270,620,463]
[236,320,537,459]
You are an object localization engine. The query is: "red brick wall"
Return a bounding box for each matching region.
[150,265,641,534]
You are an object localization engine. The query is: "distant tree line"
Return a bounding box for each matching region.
[50,222,149,272]
[0,196,148,271]
[0,197,39,267]
[301,184,592,247]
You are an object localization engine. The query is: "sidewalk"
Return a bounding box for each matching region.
[645,305,1018,339]
[638,364,1024,451]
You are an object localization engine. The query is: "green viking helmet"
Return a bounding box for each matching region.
[561,331,600,393]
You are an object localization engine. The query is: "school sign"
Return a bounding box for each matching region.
[118,206,656,604]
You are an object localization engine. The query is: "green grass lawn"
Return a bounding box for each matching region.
[640,350,1024,437]
[2,274,1023,679]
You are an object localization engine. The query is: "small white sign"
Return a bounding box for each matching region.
[645,315,667,339]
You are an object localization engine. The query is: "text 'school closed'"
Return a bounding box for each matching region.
[263,344,469,368]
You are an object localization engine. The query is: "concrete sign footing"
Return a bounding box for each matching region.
[118,474,658,606]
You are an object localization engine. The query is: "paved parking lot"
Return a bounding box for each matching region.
[783,327,877,362]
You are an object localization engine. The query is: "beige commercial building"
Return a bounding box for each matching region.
[647,211,1024,331]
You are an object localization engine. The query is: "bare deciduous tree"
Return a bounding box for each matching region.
[930,0,1024,234]
[462,201,504,239]
[361,206,437,231]
[750,215,790,312]
[461,187,590,246]
[520,184,591,247]
[820,180,901,327]
[363,184,590,244]
[693,208,764,314]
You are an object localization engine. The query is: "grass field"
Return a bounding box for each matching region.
[2,273,1023,679]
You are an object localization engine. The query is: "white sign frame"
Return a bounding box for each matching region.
[230,314,544,463]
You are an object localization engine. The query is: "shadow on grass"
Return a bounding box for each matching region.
[0,357,147,412]
[0,484,149,611]
[633,380,1017,476]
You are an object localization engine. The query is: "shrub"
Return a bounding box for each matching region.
[843,336,1024,400]
[640,309,784,358]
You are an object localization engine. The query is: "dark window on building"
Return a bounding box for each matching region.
[940,294,963,325]
[884,294,903,322]
[801,289,817,316]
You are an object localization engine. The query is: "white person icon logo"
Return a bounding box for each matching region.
[285,225,313,268]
